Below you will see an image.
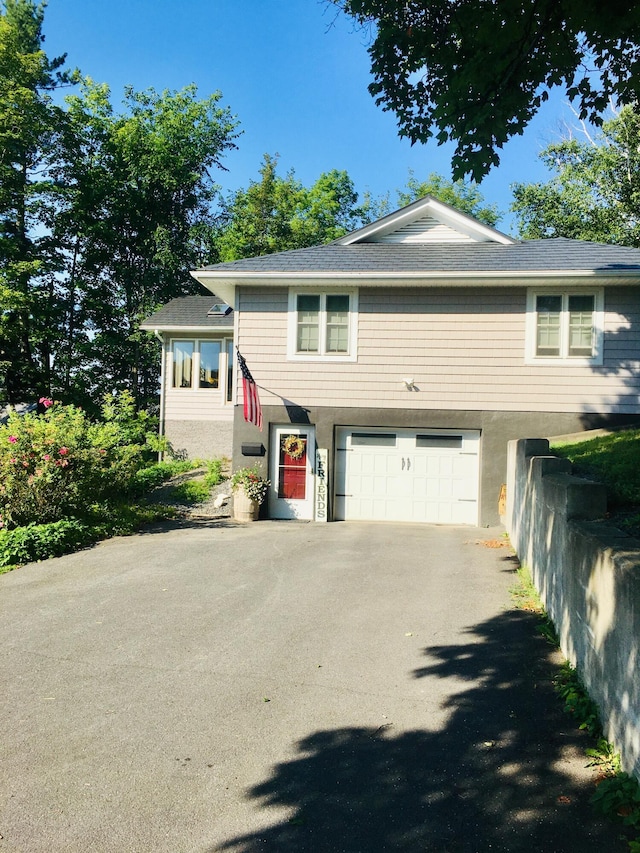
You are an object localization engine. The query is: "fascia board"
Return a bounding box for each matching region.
[140,324,233,334]
[192,269,640,289]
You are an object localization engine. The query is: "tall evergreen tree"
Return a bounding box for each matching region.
[0,0,69,403]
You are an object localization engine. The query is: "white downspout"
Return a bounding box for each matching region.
[154,330,166,460]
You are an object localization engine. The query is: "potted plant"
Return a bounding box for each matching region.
[231,466,270,521]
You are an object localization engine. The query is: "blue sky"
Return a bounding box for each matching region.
[43,0,574,234]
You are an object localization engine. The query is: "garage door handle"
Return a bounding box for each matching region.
[402,457,405,471]
[406,458,411,471]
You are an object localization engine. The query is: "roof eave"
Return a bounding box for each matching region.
[140,323,233,334]
[192,268,640,294]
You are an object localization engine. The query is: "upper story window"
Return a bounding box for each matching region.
[526,289,604,365]
[171,338,233,395]
[288,290,358,361]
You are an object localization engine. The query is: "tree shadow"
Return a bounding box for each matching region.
[212,609,625,852]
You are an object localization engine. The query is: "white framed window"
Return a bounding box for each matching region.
[287,289,358,361]
[170,338,234,397]
[526,289,604,365]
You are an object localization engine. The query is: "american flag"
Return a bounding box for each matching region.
[236,349,263,431]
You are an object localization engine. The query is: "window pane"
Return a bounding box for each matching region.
[297,294,320,352]
[351,433,396,447]
[325,294,349,353]
[278,433,308,499]
[200,341,221,388]
[226,339,234,402]
[536,295,561,356]
[568,295,594,356]
[416,435,463,448]
[173,341,193,388]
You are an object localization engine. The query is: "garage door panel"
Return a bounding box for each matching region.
[335,427,480,525]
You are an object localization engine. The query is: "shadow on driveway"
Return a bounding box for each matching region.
[213,608,626,853]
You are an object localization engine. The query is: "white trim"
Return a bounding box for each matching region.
[287,288,358,363]
[334,196,514,245]
[141,324,233,334]
[525,288,604,366]
[269,425,316,520]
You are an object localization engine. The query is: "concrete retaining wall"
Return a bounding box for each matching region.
[505,438,640,779]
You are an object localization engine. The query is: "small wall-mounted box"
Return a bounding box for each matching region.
[241,443,265,457]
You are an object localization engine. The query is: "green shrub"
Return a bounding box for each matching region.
[0,503,175,570]
[131,460,196,496]
[203,458,223,488]
[0,520,96,567]
[171,480,210,504]
[0,392,162,529]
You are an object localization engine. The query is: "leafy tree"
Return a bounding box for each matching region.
[0,1,239,411]
[54,80,239,408]
[217,154,376,260]
[332,0,640,180]
[396,171,501,226]
[511,106,640,246]
[0,0,69,403]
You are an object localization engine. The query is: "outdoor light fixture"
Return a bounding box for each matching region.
[402,378,416,390]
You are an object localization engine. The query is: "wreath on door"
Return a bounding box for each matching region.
[282,435,306,460]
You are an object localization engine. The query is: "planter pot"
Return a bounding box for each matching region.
[233,487,260,522]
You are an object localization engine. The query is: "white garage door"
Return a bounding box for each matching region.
[335,427,480,525]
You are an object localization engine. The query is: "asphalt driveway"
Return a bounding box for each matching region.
[0,520,623,852]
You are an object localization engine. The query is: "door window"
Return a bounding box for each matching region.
[277,433,308,500]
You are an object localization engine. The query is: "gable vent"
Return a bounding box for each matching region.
[366,213,478,244]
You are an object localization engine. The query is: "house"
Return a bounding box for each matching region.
[140,295,234,460]
[149,196,640,526]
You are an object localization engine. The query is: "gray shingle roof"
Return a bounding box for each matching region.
[140,296,233,330]
[197,238,640,275]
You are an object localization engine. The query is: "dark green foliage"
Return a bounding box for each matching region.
[512,107,640,246]
[591,773,640,830]
[0,519,96,567]
[217,154,375,260]
[396,171,501,226]
[334,0,640,180]
[0,2,239,409]
[0,502,173,570]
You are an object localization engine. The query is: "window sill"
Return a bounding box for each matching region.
[287,352,358,363]
[525,354,603,367]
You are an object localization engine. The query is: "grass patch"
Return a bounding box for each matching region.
[131,459,198,496]
[552,428,640,508]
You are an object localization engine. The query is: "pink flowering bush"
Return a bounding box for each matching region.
[0,392,162,529]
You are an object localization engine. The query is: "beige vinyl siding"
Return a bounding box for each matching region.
[236,286,640,415]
